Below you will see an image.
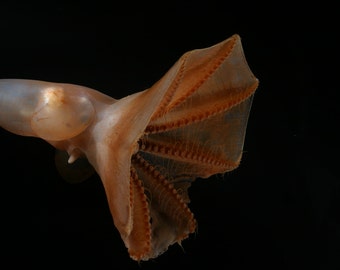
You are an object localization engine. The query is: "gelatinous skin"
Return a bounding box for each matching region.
[0,79,97,140]
[0,34,258,261]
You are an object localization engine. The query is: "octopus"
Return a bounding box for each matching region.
[0,34,258,261]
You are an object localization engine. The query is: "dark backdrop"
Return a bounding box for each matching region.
[1,2,338,269]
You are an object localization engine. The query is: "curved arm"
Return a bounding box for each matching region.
[0,79,95,141]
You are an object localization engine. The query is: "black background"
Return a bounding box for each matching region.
[1,1,339,269]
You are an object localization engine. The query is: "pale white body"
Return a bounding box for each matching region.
[0,79,102,140]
